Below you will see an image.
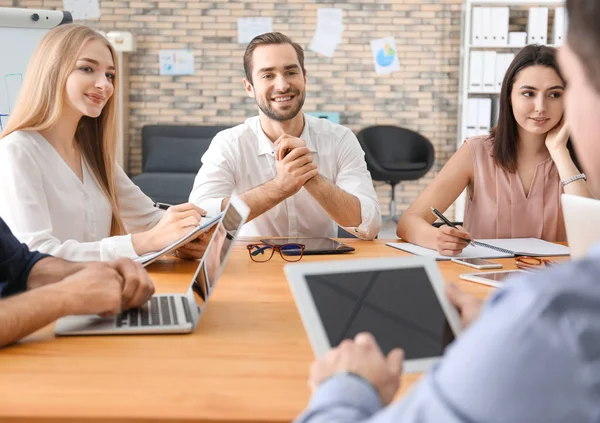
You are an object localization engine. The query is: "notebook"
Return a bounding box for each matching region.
[386,238,570,261]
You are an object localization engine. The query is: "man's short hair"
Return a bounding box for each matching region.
[567,0,600,92]
[243,32,306,85]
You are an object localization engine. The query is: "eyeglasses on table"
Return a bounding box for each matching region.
[515,256,557,271]
[247,243,305,262]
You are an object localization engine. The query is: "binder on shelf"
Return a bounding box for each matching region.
[538,7,548,45]
[477,98,492,134]
[495,53,515,92]
[482,51,497,93]
[481,8,492,45]
[492,97,501,128]
[495,53,506,92]
[564,8,569,41]
[466,98,479,136]
[528,8,539,45]
[469,51,484,92]
[491,7,509,46]
[553,7,565,46]
[466,128,478,139]
[509,32,527,47]
[472,7,483,46]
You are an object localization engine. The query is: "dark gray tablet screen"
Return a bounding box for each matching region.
[305,267,455,358]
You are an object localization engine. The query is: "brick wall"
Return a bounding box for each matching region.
[7,0,463,217]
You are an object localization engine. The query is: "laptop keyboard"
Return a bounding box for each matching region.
[116,296,192,327]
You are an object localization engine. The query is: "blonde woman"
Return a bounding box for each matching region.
[0,24,206,261]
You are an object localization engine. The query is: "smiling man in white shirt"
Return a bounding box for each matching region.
[189,32,381,240]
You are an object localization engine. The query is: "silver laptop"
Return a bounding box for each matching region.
[54,195,249,336]
[562,193,600,259]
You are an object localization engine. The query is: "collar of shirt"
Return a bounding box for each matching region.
[253,114,317,157]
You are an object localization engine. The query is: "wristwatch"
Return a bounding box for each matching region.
[561,173,586,187]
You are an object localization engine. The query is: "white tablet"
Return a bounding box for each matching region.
[459,269,527,288]
[134,212,224,267]
[284,257,462,373]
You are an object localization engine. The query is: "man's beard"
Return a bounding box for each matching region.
[255,89,306,122]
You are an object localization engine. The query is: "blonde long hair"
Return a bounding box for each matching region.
[1,24,124,234]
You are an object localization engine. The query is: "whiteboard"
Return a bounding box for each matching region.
[0,7,72,130]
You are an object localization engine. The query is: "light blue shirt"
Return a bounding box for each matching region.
[295,246,600,423]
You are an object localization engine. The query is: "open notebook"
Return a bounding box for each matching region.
[386,238,570,261]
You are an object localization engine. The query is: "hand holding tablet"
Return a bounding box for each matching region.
[285,257,462,373]
[309,332,405,405]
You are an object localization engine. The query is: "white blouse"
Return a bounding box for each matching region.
[0,130,164,261]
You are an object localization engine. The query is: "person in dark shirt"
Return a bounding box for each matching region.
[0,217,154,348]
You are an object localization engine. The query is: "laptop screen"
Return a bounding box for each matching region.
[189,202,243,312]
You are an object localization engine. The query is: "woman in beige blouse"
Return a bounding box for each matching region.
[397,45,594,256]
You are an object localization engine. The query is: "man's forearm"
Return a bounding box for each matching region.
[27,257,86,290]
[223,180,289,222]
[0,283,73,348]
[304,175,362,227]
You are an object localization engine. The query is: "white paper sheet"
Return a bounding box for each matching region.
[237,17,273,44]
[370,37,401,75]
[309,8,343,58]
[63,0,100,20]
[159,50,195,76]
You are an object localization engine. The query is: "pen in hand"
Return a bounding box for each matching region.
[154,202,211,221]
[153,202,172,210]
[430,207,475,247]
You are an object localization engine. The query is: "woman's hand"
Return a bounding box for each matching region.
[133,203,206,255]
[436,225,472,256]
[175,231,209,260]
[545,117,570,156]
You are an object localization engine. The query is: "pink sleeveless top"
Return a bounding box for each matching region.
[463,135,566,242]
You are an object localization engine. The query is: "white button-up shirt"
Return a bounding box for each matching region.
[189,114,381,239]
[0,130,164,261]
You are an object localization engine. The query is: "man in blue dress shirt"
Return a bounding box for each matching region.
[294,0,600,422]
[0,217,154,347]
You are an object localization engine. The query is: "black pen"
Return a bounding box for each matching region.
[154,202,212,220]
[430,207,475,246]
[153,202,172,210]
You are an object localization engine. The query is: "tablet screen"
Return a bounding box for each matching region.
[305,267,455,358]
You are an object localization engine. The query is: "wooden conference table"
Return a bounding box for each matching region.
[0,239,565,423]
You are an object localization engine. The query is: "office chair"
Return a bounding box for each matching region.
[357,125,434,222]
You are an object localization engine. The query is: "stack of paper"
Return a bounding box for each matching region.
[309,8,344,58]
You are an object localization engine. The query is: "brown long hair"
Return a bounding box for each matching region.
[490,44,580,172]
[1,24,124,234]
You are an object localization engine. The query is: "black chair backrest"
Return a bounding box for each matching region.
[141,125,230,173]
[356,125,435,183]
